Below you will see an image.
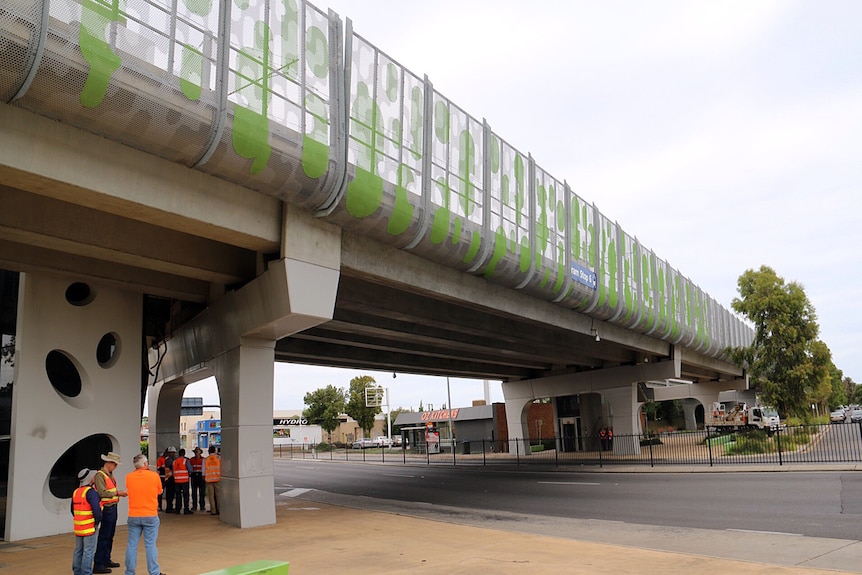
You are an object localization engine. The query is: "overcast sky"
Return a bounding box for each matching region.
[182,1,862,413]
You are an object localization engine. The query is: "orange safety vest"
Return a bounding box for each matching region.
[96,470,119,506]
[72,486,96,536]
[172,457,190,483]
[190,455,204,474]
[204,455,221,483]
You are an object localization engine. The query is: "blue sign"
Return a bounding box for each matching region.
[571,263,597,290]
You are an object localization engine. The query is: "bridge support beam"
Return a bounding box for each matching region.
[502,360,680,456]
[151,208,341,529]
[210,338,277,528]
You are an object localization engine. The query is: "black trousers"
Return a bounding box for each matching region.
[165,477,175,511]
[191,473,206,509]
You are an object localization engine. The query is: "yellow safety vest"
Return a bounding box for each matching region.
[72,486,96,536]
[96,470,119,506]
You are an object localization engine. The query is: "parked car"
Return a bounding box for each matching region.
[830,409,846,423]
[351,438,375,449]
[850,409,862,423]
[373,436,393,447]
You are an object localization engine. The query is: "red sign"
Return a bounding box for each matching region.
[420,408,459,422]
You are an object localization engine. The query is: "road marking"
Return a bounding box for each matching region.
[281,488,313,497]
[726,529,802,536]
[537,481,600,486]
[382,473,415,478]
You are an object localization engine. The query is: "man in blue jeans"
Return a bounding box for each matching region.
[93,452,128,573]
[124,453,165,575]
[71,468,102,575]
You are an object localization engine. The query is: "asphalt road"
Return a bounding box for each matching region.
[275,459,862,541]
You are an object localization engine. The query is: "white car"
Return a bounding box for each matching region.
[351,438,374,449]
[373,436,393,447]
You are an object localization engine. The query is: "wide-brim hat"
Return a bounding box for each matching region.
[101,452,122,465]
[193,446,203,453]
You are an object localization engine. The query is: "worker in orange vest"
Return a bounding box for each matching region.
[204,444,221,515]
[189,446,206,511]
[71,468,102,575]
[172,448,194,514]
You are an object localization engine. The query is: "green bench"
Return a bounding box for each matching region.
[199,559,289,575]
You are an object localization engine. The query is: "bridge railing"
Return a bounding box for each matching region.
[1,0,753,357]
[273,423,862,467]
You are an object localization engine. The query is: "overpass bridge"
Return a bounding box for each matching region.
[0,0,751,539]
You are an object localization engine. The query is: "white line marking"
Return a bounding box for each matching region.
[382,473,415,478]
[281,488,312,497]
[726,529,802,536]
[537,481,600,485]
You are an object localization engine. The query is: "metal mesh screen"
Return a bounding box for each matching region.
[0,0,42,103]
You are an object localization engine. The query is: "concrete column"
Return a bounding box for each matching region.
[682,398,701,431]
[7,273,141,540]
[147,380,187,465]
[603,385,641,455]
[500,381,535,456]
[210,337,276,529]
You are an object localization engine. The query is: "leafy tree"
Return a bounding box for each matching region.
[389,407,412,437]
[728,266,833,419]
[344,375,380,436]
[303,385,345,441]
[827,365,847,409]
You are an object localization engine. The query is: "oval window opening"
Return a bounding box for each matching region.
[97,333,120,368]
[49,434,113,499]
[65,282,94,306]
[46,350,82,397]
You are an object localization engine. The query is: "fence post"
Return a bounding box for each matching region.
[516,438,520,466]
[598,436,603,468]
[648,433,654,467]
[776,426,783,466]
[555,436,559,467]
[707,427,713,467]
[452,439,457,466]
[482,439,486,466]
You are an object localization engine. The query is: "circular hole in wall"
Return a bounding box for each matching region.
[65,282,95,306]
[47,434,114,500]
[46,350,82,397]
[96,333,120,368]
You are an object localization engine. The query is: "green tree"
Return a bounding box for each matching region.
[729,266,833,419]
[389,407,412,437]
[344,375,381,436]
[303,385,345,441]
[826,364,847,409]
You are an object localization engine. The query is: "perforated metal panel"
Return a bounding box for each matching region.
[198,0,339,208]
[0,0,42,103]
[325,30,426,248]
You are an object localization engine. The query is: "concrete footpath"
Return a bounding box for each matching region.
[1,487,860,575]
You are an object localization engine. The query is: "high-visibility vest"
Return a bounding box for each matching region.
[156,455,166,478]
[173,457,190,483]
[96,470,119,506]
[190,455,204,474]
[72,486,96,536]
[204,455,221,483]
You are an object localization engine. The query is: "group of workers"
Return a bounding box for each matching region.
[70,445,221,575]
[155,445,221,516]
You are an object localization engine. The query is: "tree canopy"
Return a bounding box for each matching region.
[728,265,834,419]
[303,384,345,437]
[344,375,381,436]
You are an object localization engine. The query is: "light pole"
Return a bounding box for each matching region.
[446,376,454,448]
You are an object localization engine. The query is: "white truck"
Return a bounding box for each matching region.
[705,402,783,433]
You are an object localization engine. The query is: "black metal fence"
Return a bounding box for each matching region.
[274,422,862,467]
